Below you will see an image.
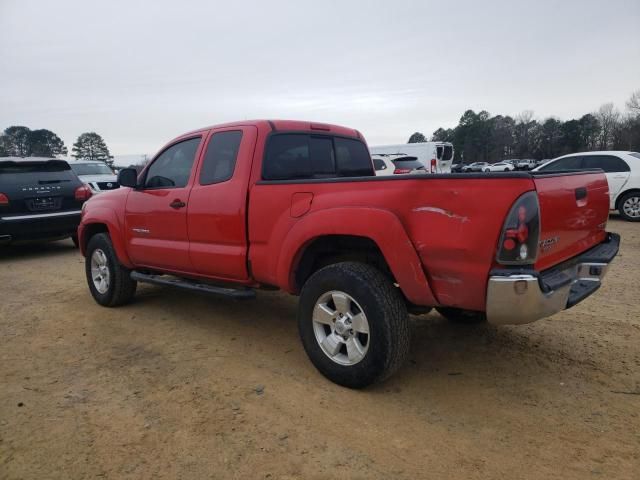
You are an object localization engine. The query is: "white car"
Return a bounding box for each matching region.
[533,151,640,221]
[369,142,454,173]
[483,162,515,172]
[372,154,427,176]
[68,160,119,194]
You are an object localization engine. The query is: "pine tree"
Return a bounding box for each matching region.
[29,129,68,157]
[72,132,114,166]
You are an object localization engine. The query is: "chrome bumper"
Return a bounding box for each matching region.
[486,233,620,325]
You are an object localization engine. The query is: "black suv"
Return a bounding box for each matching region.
[0,157,91,245]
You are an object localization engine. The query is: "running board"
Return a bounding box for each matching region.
[130,271,256,299]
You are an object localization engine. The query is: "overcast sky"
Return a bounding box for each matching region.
[1,0,639,160]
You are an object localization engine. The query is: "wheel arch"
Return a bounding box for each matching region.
[275,207,437,306]
[615,188,640,211]
[79,208,133,268]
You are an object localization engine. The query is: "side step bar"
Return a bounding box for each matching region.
[130,271,256,299]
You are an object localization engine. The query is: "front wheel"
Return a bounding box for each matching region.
[619,192,640,222]
[484,168,490,172]
[85,233,137,307]
[298,262,410,388]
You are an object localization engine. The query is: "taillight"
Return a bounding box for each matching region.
[75,185,92,201]
[0,193,8,206]
[496,191,540,265]
[430,158,437,173]
[394,168,412,174]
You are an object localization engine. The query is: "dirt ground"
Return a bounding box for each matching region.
[1,218,638,480]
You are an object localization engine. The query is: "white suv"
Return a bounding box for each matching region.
[533,151,640,221]
[68,160,119,194]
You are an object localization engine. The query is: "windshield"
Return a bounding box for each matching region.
[70,163,114,176]
[630,153,640,159]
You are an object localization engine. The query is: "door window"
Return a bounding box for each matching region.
[199,131,243,185]
[539,156,582,171]
[144,137,200,189]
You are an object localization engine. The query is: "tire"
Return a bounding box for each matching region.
[618,191,640,222]
[71,234,79,248]
[436,307,486,324]
[85,233,137,307]
[298,262,410,388]
[484,168,490,172]
[504,168,509,172]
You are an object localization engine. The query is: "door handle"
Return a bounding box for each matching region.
[170,199,186,209]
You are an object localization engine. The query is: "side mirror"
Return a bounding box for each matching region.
[118,168,139,188]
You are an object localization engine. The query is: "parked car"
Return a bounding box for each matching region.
[515,159,538,170]
[533,151,640,221]
[462,162,489,172]
[78,120,618,388]
[450,162,464,173]
[68,160,119,194]
[370,142,454,173]
[483,162,515,172]
[0,157,91,245]
[372,154,426,176]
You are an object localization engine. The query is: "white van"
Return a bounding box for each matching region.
[369,142,455,173]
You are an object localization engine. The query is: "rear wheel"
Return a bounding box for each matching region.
[436,307,486,324]
[619,192,640,222]
[504,168,509,172]
[85,233,137,306]
[298,262,410,388]
[484,168,490,172]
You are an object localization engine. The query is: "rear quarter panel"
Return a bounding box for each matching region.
[249,176,534,311]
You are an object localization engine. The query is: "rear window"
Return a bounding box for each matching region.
[582,155,630,173]
[0,160,77,185]
[628,152,640,159]
[391,157,423,170]
[442,145,453,161]
[263,134,373,180]
[436,146,443,159]
[0,160,70,174]
[70,163,113,176]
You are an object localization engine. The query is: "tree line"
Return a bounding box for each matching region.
[0,126,114,166]
[409,90,640,164]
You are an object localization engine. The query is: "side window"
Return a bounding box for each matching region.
[334,137,374,177]
[200,131,243,185]
[582,155,630,173]
[145,137,200,189]
[373,159,386,171]
[263,134,373,180]
[539,156,582,171]
[263,134,311,180]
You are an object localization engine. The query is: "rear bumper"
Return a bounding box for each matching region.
[486,232,620,325]
[0,210,81,244]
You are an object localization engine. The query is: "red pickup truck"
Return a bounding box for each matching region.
[78,120,619,388]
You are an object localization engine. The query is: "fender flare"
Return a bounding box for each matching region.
[275,207,437,306]
[79,207,134,268]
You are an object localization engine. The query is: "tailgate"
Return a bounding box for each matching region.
[532,171,609,270]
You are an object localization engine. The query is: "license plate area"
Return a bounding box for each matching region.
[26,196,62,212]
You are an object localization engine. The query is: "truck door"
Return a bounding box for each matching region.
[124,136,202,272]
[187,126,257,281]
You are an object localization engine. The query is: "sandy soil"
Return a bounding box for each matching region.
[1,217,639,479]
